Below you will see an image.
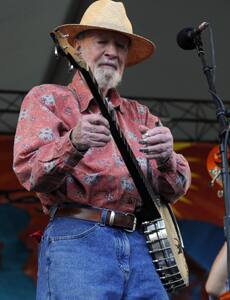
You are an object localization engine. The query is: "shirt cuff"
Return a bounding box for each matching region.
[157,153,177,172]
[62,131,87,167]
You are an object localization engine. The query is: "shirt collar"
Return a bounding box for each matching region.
[68,71,123,113]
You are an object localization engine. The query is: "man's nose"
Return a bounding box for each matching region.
[104,43,118,59]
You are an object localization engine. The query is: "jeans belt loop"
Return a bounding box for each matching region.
[109,210,115,226]
[100,208,108,226]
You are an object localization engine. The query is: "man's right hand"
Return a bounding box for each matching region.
[70,114,111,152]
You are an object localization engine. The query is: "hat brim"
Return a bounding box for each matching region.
[53,24,156,67]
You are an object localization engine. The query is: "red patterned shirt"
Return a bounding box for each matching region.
[13,72,191,214]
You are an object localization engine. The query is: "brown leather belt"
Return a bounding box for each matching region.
[54,206,137,232]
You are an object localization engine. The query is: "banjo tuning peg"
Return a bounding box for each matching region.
[54,46,59,58]
[68,61,74,72]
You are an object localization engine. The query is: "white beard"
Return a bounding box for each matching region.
[79,41,124,93]
[93,66,122,91]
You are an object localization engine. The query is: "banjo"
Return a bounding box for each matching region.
[50,30,189,293]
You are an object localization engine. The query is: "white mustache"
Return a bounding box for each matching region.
[98,61,118,70]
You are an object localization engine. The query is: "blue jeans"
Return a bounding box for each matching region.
[36,217,169,300]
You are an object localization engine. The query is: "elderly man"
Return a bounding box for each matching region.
[13,0,191,299]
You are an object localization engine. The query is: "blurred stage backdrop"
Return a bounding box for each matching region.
[0,135,225,300]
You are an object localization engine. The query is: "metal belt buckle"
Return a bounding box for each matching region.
[124,213,137,232]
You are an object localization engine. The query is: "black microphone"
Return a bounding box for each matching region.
[177,22,209,50]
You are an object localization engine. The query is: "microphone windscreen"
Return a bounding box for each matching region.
[176,27,196,50]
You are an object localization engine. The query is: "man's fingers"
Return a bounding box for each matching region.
[87,124,110,136]
[83,132,111,148]
[89,132,111,143]
[71,114,111,150]
[139,125,149,134]
[140,133,172,146]
[140,144,172,161]
[143,126,170,138]
[86,114,110,128]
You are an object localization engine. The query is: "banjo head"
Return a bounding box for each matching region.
[142,203,189,292]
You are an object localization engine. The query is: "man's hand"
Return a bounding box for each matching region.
[71,114,111,152]
[139,124,173,164]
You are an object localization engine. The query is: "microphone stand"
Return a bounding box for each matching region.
[193,33,230,290]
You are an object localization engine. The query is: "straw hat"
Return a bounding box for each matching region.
[53,0,156,66]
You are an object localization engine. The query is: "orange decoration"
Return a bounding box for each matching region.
[219,291,230,300]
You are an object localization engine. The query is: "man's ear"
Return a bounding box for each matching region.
[74,39,82,53]
[74,40,85,64]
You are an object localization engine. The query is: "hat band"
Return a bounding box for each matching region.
[81,21,133,35]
